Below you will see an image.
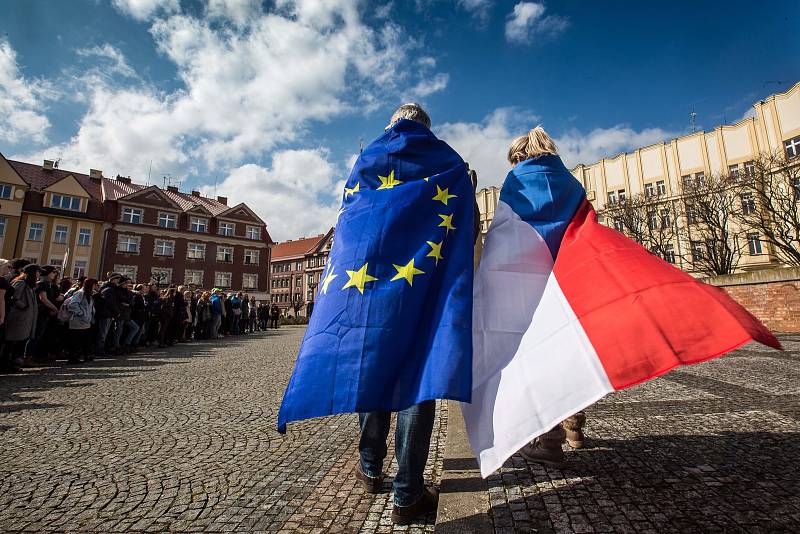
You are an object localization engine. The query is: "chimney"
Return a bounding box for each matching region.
[167,185,179,193]
[43,160,55,171]
[191,190,201,197]
[89,169,103,180]
[116,175,132,184]
[217,195,227,205]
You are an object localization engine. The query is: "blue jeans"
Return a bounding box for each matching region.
[112,319,140,348]
[358,400,436,507]
[95,318,113,357]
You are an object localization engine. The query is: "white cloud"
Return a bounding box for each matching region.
[438,108,675,188]
[406,72,449,99]
[0,39,54,145]
[200,149,341,241]
[76,44,138,79]
[505,2,568,44]
[206,0,262,26]
[457,0,493,24]
[111,0,180,21]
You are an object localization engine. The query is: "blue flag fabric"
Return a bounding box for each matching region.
[277,119,474,433]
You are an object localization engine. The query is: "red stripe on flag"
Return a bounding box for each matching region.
[553,199,781,390]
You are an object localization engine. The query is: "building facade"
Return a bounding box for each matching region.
[269,228,334,316]
[476,81,800,273]
[0,155,273,293]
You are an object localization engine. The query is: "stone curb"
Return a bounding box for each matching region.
[434,400,492,533]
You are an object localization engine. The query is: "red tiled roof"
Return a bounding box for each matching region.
[101,179,231,216]
[7,160,103,200]
[271,234,326,259]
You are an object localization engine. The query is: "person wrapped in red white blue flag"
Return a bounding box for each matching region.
[464,126,781,477]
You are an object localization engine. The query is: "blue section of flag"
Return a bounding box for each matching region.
[277,119,474,433]
[499,154,586,261]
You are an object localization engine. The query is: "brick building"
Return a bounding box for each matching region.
[100,175,273,294]
[270,228,333,316]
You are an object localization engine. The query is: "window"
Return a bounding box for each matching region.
[217,246,233,262]
[606,191,617,205]
[0,216,6,237]
[747,234,763,256]
[647,211,657,231]
[77,228,92,246]
[122,207,143,224]
[190,217,208,233]
[184,270,204,285]
[296,276,302,286]
[694,172,705,187]
[296,261,302,271]
[682,175,693,188]
[151,267,172,285]
[73,260,87,279]
[645,183,655,197]
[656,180,666,196]
[728,164,740,180]
[51,194,81,211]
[784,135,800,159]
[740,193,756,215]
[794,177,800,201]
[686,205,698,225]
[215,272,232,288]
[617,189,626,202]
[154,239,175,257]
[27,222,44,241]
[218,222,235,236]
[612,217,624,232]
[307,274,314,284]
[0,184,11,199]
[49,258,63,268]
[246,225,260,240]
[659,208,672,229]
[117,235,140,253]
[158,212,177,229]
[114,265,138,280]
[743,160,755,177]
[244,249,259,265]
[243,273,258,289]
[663,244,676,264]
[690,241,704,263]
[53,225,68,244]
[187,243,205,260]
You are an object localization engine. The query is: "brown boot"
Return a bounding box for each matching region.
[518,426,566,467]
[391,486,439,525]
[561,411,586,449]
[354,463,384,493]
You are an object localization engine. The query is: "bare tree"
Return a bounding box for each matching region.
[733,153,800,266]
[150,270,168,287]
[681,172,744,276]
[600,193,681,264]
[291,298,305,316]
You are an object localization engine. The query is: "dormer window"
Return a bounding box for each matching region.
[246,225,260,240]
[158,212,177,229]
[51,194,81,211]
[0,184,12,199]
[190,217,208,233]
[219,222,235,236]
[122,207,142,224]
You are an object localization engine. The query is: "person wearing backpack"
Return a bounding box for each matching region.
[65,278,97,363]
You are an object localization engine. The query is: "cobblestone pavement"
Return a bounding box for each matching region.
[0,327,446,533]
[483,336,800,533]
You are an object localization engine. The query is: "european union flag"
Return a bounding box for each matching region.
[277,119,474,433]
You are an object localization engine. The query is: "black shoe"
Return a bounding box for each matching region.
[391,487,439,525]
[354,463,384,493]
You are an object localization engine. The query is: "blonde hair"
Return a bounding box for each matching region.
[0,258,10,269]
[507,126,558,165]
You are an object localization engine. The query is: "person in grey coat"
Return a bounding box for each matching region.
[5,264,40,368]
[65,277,98,363]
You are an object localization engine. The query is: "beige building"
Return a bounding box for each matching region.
[269,228,334,316]
[477,81,800,273]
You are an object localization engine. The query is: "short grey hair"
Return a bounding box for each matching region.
[386,103,431,130]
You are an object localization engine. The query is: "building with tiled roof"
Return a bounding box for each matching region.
[0,154,275,297]
[270,228,334,316]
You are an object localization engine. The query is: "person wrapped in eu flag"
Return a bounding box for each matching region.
[278,104,474,522]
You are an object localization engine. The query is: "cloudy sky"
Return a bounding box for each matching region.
[1,0,798,241]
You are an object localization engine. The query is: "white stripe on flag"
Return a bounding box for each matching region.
[465,200,613,477]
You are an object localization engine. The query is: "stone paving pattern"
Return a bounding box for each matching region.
[0,327,446,533]
[484,336,800,533]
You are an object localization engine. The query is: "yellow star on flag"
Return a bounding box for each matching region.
[432,185,457,205]
[344,182,360,197]
[426,240,444,265]
[423,177,430,182]
[320,269,338,294]
[391,259,425,286]
[438,213,456,234]
[342,263,378,294]
[377,170,402,190]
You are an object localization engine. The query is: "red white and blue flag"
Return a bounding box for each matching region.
[464,154,781,477]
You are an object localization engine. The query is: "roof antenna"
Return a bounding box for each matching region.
[689,108,698,133]
[146,160,152,186]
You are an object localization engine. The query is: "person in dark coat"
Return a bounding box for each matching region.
[270,303,280,329]
[6,264,40,368]
[30,265,60,363]
[93,273,122,358]
[131,284,148,348]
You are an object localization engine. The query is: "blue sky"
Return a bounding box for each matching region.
[1,0,798,240]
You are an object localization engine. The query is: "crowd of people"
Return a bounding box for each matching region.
[0,259,285,373]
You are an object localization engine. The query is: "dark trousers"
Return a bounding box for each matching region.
[359,400,436,507]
